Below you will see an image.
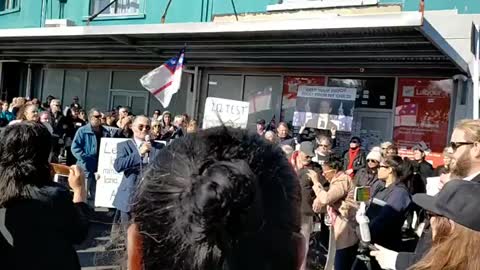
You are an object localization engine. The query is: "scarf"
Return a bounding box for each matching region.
[347,148,360,177]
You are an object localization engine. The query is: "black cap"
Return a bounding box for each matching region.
[299,141,315,157]
[350,136,362,144]
[257,119,266,125]
[413,180,480,232]
[412,141,430,152]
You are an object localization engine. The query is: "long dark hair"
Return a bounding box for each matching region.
[132,127,302,270]
[0,122,53,206]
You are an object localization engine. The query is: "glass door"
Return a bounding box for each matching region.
[109,90,149,115]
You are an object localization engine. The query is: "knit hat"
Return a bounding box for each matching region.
[366,151,382,162]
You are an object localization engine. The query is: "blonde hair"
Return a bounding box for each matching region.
[410,217,480,270]
[187,120,198,133]
[455,119,480,142]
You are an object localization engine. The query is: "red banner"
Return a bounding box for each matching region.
[393,78,452,167]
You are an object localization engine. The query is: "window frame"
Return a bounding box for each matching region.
[267,0,378,12]
[83,0,146,21]
[0,0,20,16]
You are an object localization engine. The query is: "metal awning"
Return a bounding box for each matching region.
[0,12,468,75]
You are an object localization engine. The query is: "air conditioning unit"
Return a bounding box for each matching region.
[45,19,76,27]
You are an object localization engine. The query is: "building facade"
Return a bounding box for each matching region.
[0,0,479,164]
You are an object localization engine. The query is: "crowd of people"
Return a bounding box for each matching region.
[0,94,479,270]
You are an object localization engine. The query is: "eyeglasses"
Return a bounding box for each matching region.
[367,159,379,163]
[137,124,151,131]
[449,141,474,151]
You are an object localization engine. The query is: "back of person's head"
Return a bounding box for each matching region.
[0,122,52,206]
[131,127,303,270]
[323,154,343,171]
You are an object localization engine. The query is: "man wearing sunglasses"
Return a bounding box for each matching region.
[72,108,113,202]
[113,115,165,231]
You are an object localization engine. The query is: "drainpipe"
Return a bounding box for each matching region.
[25,65,32,99]
[41,0,47,27]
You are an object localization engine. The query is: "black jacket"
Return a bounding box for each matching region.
[0,184,90,270]
[414,160,434,185]
[342,149,367,174]
[298,162,323,216]
[354,168,385,196]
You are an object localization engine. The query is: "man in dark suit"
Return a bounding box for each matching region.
[112,115,164,228]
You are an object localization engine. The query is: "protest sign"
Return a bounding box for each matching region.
[426,176,441,196]
[292,85,356,131]
[202,97,250,129]
[95,138,129,208]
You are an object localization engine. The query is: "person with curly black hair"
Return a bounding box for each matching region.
[126,126,304,270]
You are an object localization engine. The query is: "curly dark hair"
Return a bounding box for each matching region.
[132,127,303,270]
[0,122,52,206]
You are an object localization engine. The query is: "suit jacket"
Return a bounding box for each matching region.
[112,140,164,212]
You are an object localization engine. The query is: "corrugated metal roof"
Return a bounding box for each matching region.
[0,12,467,74]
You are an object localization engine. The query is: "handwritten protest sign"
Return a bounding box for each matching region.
[293,86,356,131]
[95,138,129,208]
[202,97,250,129]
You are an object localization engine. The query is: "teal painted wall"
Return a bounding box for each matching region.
[1,0,480,30]
[53,0,206,26]
[0,0,43,29]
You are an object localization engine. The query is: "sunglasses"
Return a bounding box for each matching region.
[449,141,474,151]
[92,115,102,119]
[350,141,359,144]
[367,159,379,163]
[138,124,151,131]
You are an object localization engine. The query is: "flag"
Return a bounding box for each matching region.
[140,48,185,108]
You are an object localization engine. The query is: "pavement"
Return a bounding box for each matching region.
[76,208,122,270]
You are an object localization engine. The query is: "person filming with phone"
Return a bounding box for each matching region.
[0,122,90,270]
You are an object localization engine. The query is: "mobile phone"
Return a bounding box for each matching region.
[354,186,371,202]
[51,163,70,176]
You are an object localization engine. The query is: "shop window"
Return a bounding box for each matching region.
[90,0,140,16]
[327,78,395,109]
[0,0,18,12]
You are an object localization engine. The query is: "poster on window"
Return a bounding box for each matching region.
[292,85,356,131]
[393,78,452,167]
[281,76,326,124]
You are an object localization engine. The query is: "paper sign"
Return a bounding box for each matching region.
[202,97,250,129]
[292,86,356,131]
[426,177,441,196]
[95,138,130,208]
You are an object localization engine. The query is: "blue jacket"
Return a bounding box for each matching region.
[71,124,111,177]
[112,140,164,212]
[0,111,15,122]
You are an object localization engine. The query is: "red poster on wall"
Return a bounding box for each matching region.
[393,78,452,167]
[281,76,326,122]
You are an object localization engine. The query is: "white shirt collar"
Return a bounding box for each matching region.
[133,137,144,147]
[464,171,480,181]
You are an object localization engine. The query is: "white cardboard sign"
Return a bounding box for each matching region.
[95,138,129,208]
[202,97,250,129]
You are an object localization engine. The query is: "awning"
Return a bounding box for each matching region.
[0,12,468,75]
